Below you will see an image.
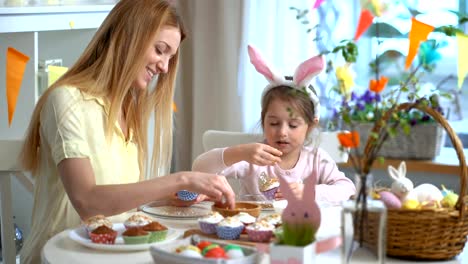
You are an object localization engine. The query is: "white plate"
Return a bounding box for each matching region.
[68,223,182,251]
[141,201,212,220]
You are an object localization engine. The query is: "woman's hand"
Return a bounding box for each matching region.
[224,143,282,166]
[275,181,304,200]
[178,172,235,209]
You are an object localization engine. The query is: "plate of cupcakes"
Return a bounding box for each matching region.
[68,214,182,251]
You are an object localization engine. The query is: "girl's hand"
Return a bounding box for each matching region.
[225,143,282,166]
[276,181,304,200]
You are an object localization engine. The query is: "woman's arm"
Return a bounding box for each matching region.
[59,158,235,220]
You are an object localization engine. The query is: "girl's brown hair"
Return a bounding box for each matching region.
[21,0,186,179]
[260,85,316,128]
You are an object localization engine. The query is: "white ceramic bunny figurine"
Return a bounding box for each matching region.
[388,161,414,199]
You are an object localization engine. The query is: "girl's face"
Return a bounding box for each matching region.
[263,98,311,157]
[132,26,181,90]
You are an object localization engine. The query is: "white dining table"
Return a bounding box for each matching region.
[41,207,468,264]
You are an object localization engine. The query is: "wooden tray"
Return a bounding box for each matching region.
[183,229,275,247]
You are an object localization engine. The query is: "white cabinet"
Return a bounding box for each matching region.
[0,3,116,139]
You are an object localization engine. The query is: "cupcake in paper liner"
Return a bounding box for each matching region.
[259,177,279,200]
[177,190,199,201]
[142,221,168,242]
[198,211,224,234]
[83,215,113,237]
[232,212,256,234]
[122,227,150,244]
[259,213,282,227]
[123,213,153,229]
[89,225,117,244]
[215,217,244,240]
[246,220,275,242]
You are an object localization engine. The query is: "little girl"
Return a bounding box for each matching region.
[192,45,355,203]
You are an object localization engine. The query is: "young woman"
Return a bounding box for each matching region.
[192,45,355,202]
[19,1,234,263]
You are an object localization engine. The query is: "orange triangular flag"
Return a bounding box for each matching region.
[354,9,374,41]
[6,47,30,126]
[405,18,434,70]
[456,32,468,89]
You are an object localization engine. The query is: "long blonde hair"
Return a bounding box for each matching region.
[21,0,186,180]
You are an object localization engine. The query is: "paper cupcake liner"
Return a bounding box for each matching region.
[177,190,199,201]
[216,225,244,240]
[261,187,278,200]
[89,231,117,244]
[122,234,150,244]
[199,221,218,234]
[147,230,168,243]
[246,229,273,242]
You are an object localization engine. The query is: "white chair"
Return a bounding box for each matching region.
[202,130,348,163]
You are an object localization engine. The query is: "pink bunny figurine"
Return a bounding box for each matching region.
[277,174,321,246]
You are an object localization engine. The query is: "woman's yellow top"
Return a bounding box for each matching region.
[20,86,140,264]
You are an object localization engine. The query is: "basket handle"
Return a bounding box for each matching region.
[363,102,467,217]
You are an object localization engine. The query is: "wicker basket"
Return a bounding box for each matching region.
[362,102,468,260]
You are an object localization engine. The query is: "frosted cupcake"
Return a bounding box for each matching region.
[142,221,168,242]
[215,217,244,240]
[232,212,256,233]
[259,177,279,200]
[83,215,113,236]
[177,190,199,201]
[246,220,275,242]
[89,225,117,244]
[124,213,153,229]
[122,227,150,244]
[198,211,224,234]
[259,213,282,227]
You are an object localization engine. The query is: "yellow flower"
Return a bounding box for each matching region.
[335,65,355,99]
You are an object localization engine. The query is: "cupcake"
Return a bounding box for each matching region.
[142,221,168,243]
[122,227,150,244]
[83,215,113,236]
[245,220,275,242]
[177,190,199,201]
[259,213,282,227]
[232,212,256,234]
[89,225,117,244]
[215,217,244,240]
[198,211,224,234]
[123,213,153,229]
[259,177,279,200]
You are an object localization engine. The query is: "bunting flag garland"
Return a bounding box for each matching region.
[6,47,30,126]
[354,9,375,41]
[456,32,468,89]
[405,18,434,70]
[312,0,326,10]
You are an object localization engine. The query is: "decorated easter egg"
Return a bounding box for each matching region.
[224,244,244,259]
[441,185,459,208]
[179,249,203,258]
[175,245,201,254]
[402,199,419,210]
[204,247,227,259]
[378,191,402,209]
[196,240,212,251]
[202,244,220,256]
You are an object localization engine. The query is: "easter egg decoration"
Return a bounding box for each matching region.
[441,185,459,209]
[378,191,402,209]
[196,240,212,251]
[224,244,245,259]
[204,246,227,259]
[402,199,419,210]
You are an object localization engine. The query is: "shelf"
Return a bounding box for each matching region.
[339,147,468,175]
[0,4,115,33]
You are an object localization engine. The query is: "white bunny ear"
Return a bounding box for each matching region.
[247,45,283,84]
[399,161,407,177]
[388,165,400,180]
[293,54,325,88]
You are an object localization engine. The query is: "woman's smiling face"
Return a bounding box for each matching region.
[132,26,181,90]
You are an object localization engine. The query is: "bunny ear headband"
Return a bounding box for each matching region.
[247,45,325,123]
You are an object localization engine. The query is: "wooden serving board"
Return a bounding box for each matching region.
[183,229,275,248]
